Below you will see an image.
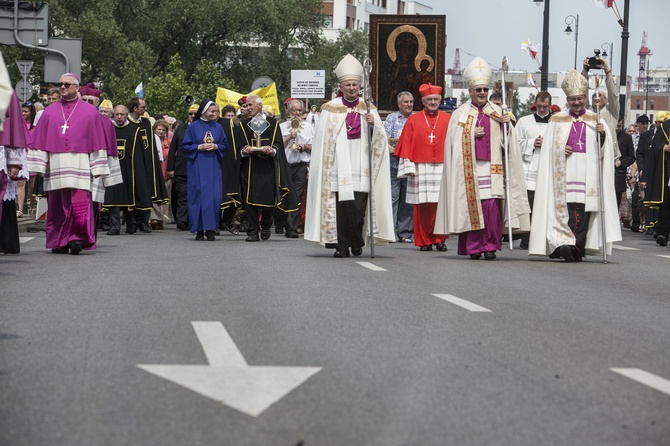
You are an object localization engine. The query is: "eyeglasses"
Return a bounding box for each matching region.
[84,98,96,104]
[188,112,196,116]
[475,87,489,93]
[59,82,77,88]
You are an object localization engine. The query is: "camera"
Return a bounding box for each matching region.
[588,50,602,69]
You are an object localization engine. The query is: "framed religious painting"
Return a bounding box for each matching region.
[369,15,446,113]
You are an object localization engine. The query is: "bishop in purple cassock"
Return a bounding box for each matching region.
[27,73,111,254]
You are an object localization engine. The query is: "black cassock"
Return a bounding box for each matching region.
[103,122,153,210]
[234,116,299,212]
[218,117,242,212]
[643,122,670,206]
[131,117,169,205]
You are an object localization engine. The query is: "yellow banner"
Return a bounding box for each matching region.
[215,83,280,117]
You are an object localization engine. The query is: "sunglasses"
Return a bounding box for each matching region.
[188,112,196,116]
[59,82,77,88]
[475,87,489,93]
[84,98,96,104]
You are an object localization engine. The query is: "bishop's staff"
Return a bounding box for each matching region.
[363,57,375,258]
[500,57,514,250]
[594,76,608,263]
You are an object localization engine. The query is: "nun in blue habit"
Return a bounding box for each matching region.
[180,99,227,240]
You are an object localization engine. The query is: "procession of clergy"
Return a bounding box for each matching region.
[1,53,623,262]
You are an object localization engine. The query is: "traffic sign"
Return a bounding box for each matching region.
[15,60,33,75]
[15,79,33,103]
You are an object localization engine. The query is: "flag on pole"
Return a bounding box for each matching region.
[593,0,623,26]
[521,40,539,60]
[521,40,542,68]
[593,0,613,9]
[527,73,538,91]
[134,82,144,98]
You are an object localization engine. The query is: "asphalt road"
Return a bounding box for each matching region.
[1,226,668,446]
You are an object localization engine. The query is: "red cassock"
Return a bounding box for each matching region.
[395,110,450,247]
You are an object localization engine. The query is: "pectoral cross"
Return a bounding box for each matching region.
[61,122,69,134]
[428,132,435,143]
[577,140,584,150]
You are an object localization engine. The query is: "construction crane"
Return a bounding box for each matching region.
[638,31,652,90]
[447,48,462,75]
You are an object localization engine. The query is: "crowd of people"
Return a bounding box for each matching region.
[1,51,668,260]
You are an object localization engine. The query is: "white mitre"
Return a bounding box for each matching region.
[334,54,363,83]
[463,57,492,87]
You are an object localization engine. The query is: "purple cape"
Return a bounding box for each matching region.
[30,98,110,154]
[99,115,118,157]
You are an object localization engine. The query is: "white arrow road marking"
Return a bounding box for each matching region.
[612,244,640,251]
[657,255,670,260]
[356,261,387,271]
[432,294,492,312]
[610,368,670,396]
[19,236,34,243]
[137,321,322,417]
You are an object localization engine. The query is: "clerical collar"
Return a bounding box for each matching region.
[534,112,551,123]
[342,97,359,108]
[62,97,79,103]
[569,109,586,118]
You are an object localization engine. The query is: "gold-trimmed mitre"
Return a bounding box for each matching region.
[334,54,363,83]
[561,69,588,97]
[463,57,492,87]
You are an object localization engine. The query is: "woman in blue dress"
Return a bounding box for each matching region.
[180,99,228,240]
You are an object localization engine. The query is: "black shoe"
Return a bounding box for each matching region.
[51,246,69,254]
[125,227,136,235]
[275,226,284,234]
[397,237,413,243]
[285,230,299,238]
[470,253,482,260]
[333,248,350,258]
[420,245,433,251]
[139,221,152,233]
[656,234,668,246]
[434,242,447,252]
[519,241,528,250]
[559,245,575,262]
[176,222,188,231]
[69,241,83,255]
[484,251,496,260]
[351,247,363,256]
[101,224,110,231]
[106,227,120,236]
[261,229,271,240]
[195,231,205,241]
[630,225,639,233]
[245,234,260,242]
[205,230,216,241]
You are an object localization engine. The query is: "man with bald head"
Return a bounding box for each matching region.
[28,73,111,254]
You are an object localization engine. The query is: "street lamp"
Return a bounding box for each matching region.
[601,42,613,68]
[564,14,579,70]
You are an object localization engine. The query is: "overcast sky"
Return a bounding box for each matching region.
[418,0,667,82]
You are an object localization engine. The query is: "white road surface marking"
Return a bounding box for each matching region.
[612,244,639,251]
[356,261,387,271]
[657,255,670,259]
[19,237,34,243]
[610,368,670,396]
[432,294,492,312]
[138,321,322,417]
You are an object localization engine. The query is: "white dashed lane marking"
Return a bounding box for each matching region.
[657,255,670,259]
[432,294,492,312]
[610,368,670,396]
[356,262,387,271]
[612,244,640,251]
[19,237,34,243]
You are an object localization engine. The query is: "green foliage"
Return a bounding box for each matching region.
[518,92,537,118]
[1,0,367,112]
